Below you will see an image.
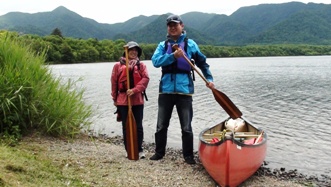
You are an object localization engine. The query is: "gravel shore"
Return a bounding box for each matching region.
[22,134,330,187]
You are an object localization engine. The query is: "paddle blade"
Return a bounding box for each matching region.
[125,109,139,160]
[212,88,242,119]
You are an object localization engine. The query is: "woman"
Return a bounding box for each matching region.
[111,41,149,159]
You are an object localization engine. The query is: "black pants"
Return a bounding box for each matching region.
[118,105,144,152]
[154,94,194,158]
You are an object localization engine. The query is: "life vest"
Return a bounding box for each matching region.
[118,61,142,92]
[162,38,191,74]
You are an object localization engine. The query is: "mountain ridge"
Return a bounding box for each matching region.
[1,2,331,45]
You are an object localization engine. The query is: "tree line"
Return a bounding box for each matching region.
[9,30,331,64]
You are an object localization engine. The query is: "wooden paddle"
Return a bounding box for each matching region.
[124,46,139,160]
[172,44,242,119]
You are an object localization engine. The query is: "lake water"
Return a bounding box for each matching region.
[50,56,331,177]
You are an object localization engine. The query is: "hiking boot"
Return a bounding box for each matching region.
[184,156,196,164]
[149,153,163,160]
[139,151,146,159]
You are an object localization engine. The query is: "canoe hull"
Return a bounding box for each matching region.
[198,117,267,187]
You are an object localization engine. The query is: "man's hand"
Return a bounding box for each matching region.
[173,47,184,58]
[206,82,215,89]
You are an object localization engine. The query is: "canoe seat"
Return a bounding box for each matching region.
[202,131,263,143]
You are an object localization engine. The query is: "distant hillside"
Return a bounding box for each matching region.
[1,2,331,45]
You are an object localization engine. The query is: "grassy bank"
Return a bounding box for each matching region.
[0,30,92,144]
[0,30,94,186]
[0,139,84,186]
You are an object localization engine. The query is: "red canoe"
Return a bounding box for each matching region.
[198,117,267,187]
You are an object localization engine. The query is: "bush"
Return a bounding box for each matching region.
[0,31,92,144]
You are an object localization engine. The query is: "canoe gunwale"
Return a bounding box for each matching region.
[198,116,267,147]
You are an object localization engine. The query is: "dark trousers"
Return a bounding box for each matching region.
[154,94,194,158]
[118,105,144,152]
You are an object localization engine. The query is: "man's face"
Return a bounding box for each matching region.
[167,22,183,38]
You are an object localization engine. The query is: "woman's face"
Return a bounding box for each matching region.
[128,47,138,59]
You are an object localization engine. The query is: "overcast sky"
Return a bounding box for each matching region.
[1,0,330,24]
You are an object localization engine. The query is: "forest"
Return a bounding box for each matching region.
[5,30,331,64]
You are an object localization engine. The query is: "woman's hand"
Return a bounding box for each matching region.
[126,89,134,96]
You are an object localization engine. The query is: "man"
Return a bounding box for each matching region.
[150,14,214,164]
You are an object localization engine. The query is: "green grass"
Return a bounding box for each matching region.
[0,30,93,144]
[0,141,87,187]
[0,29,94,186]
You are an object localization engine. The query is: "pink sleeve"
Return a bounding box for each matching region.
[111,63,120,101]
[132,62,150,93]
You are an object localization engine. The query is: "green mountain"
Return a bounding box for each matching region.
[1,2,331,45]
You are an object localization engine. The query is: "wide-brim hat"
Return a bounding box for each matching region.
[123,41,142,57]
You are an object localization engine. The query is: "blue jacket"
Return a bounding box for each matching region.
[151,32,213,95]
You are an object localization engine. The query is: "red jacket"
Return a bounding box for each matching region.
[111,60,149,106]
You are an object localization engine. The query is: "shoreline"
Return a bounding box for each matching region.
[21,134,330,187]
[109,135,330,187]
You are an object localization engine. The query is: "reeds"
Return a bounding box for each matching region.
[0,31,92,143]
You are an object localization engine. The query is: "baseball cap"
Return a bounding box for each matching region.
[166,14,183,25]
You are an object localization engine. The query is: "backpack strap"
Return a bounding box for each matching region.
[142,90,148,101]
[190,59,196,81]
[184,37,188,53]
[185,38,196,81]
[163,39,169,54]
[136,60,148,101]
[136,60,141,70]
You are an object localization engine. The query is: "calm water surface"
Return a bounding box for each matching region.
[50,56,331,177]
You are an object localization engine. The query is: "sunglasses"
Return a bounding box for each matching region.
[166,16,182,24]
